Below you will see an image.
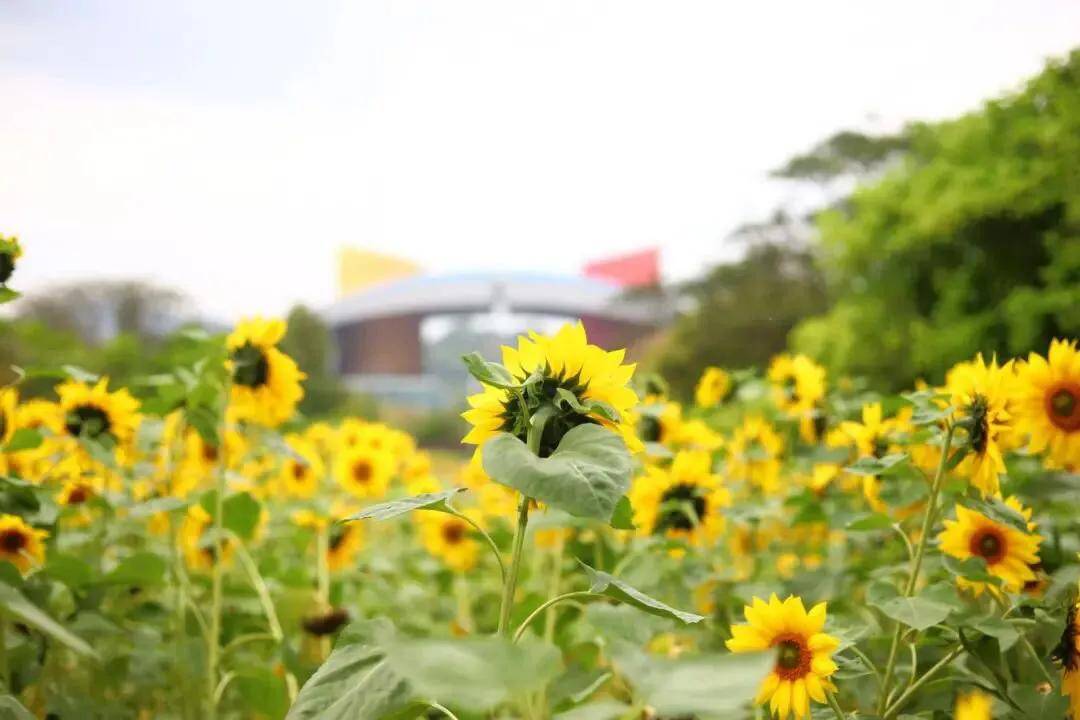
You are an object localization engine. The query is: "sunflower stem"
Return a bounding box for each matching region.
[544,536,566,642]
[315,524,331,661]
[882,644,963,720]
[205,434,228,720]
[878,423,955,714]
[498,496,531,636]
[513,591,594,643]
[0,610,8,692]
[824,688,847,719]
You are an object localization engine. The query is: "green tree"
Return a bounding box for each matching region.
[279,304,349,417]
[792,50,1080,388]
[656,232,828,398]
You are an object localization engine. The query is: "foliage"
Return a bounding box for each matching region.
[793,50,1080,388]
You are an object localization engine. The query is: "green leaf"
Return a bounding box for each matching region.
[343,489,466,522]
[0,695,35,720]
[462,353,523,389]
[971,615,1020,652]
[0,288,20,304]
[385,636,562,712]
[846,512,894,531]
[0,582,98,660]
[103,552,168,587]
[286,619,421,720]
[554,388,619,423]
[45,553,95,589]
[482,425,633,521]
[942,555,1002,586]
[873,594,952,631]
[608,495,634,530]
[201,490,262,540]
[611,643,773,717]
[61,365,100,383]
[235,668,290,718]
[553,700,632,720]
[967,497,1031,533]
[2,428,42,453]
[578,561,704,624]
[845,453,909,476]
[1009,681,1070,719]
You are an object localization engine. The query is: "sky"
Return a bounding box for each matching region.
[2,1,1078,322]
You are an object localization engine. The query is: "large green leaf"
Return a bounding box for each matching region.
[385,636,562,712]
[844,453,908,476]
[2,429,42,453]
[286,619,422,720]
[482,425,633,521]
[578,561,704,625]
[103,552,168,587]
[0,583,98,660]
[612,643,773,717]
[344,489,466,522]
[201,490,262,540]
[553,700,632,720]
[871,594,952,631]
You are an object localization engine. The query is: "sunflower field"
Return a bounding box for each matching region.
[0,239,1079,720]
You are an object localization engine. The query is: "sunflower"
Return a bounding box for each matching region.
[841,402,914,512]
[768,354,826,416]
[726,594,840,720]
[944,354,1015,497]
[955,690,992,720]
[334,444,394,499]
[0,387,16,447]
[226,317,305,427]
[695,366,731,408]
[56,477,96,506]
[937,504,1042,594]
[279,435,324,499]
[0,514,48,575]
[1015,338,1080,470]
[630,451,730,547]
[727,416,785,494]
[1053,599,1080,719]
[180,504,233,571]
[0,234,22,285]
[417,511,479,572]
[462,322,639,457]
[57,377,140,446]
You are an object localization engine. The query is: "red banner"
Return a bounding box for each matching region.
[583,248,660,287]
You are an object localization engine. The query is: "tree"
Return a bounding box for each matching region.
[279,305,349,416]
[792,50,1080,388]
[655,229,828,399]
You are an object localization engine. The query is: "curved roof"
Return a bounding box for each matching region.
[323,271,659,325]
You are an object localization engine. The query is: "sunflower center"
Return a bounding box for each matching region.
[351,460,372,485]
[67,485,90,504]
[1052,605,1079,671]
[967,395,990,454]
[1047,386,1080,432]
[0,252,14,284]
[657,484,707,532]
[231,342,270,388]
[970,528,1006,564]
[202,443,219,463]
[0,529,27,553]
[65,404,112,440]
[772,635,811,680]
[783,377,800,404]
[638,416,662,443]
[291,462,307,481]
[812,412,827,440]
[0,410,8,439]
[441,522,466,545]
[872,436,890,458]
[329,526,348,551]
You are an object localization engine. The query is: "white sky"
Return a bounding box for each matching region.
[2,1,1078,322]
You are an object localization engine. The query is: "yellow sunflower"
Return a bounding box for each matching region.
[937,504,1042,594]
[57,377,141,446]
[417,511,480,572]
[840,402,916,512]
[630,450,730,547]
[768,354,826,416]
[334,444,394,499]
[726,594,840,720]
[0,387,16,447]
[56,477,96,507]
[727,416,785,494]
[226,317,305,427]
[1015,338,1080,470]
[695,366,731,408]
[462,322,639,456]
[1053,599,1080,719]
[279,435,324,499]
[955,690,992,720]
[326,522,365,572]
[0,514,48,575]
[180,504,233,571]
[944,354,1015,497]
[0,234,21,285]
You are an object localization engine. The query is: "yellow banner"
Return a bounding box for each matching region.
[337,248,420,296]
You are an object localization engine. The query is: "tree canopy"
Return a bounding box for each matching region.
[792,50,1080,387]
